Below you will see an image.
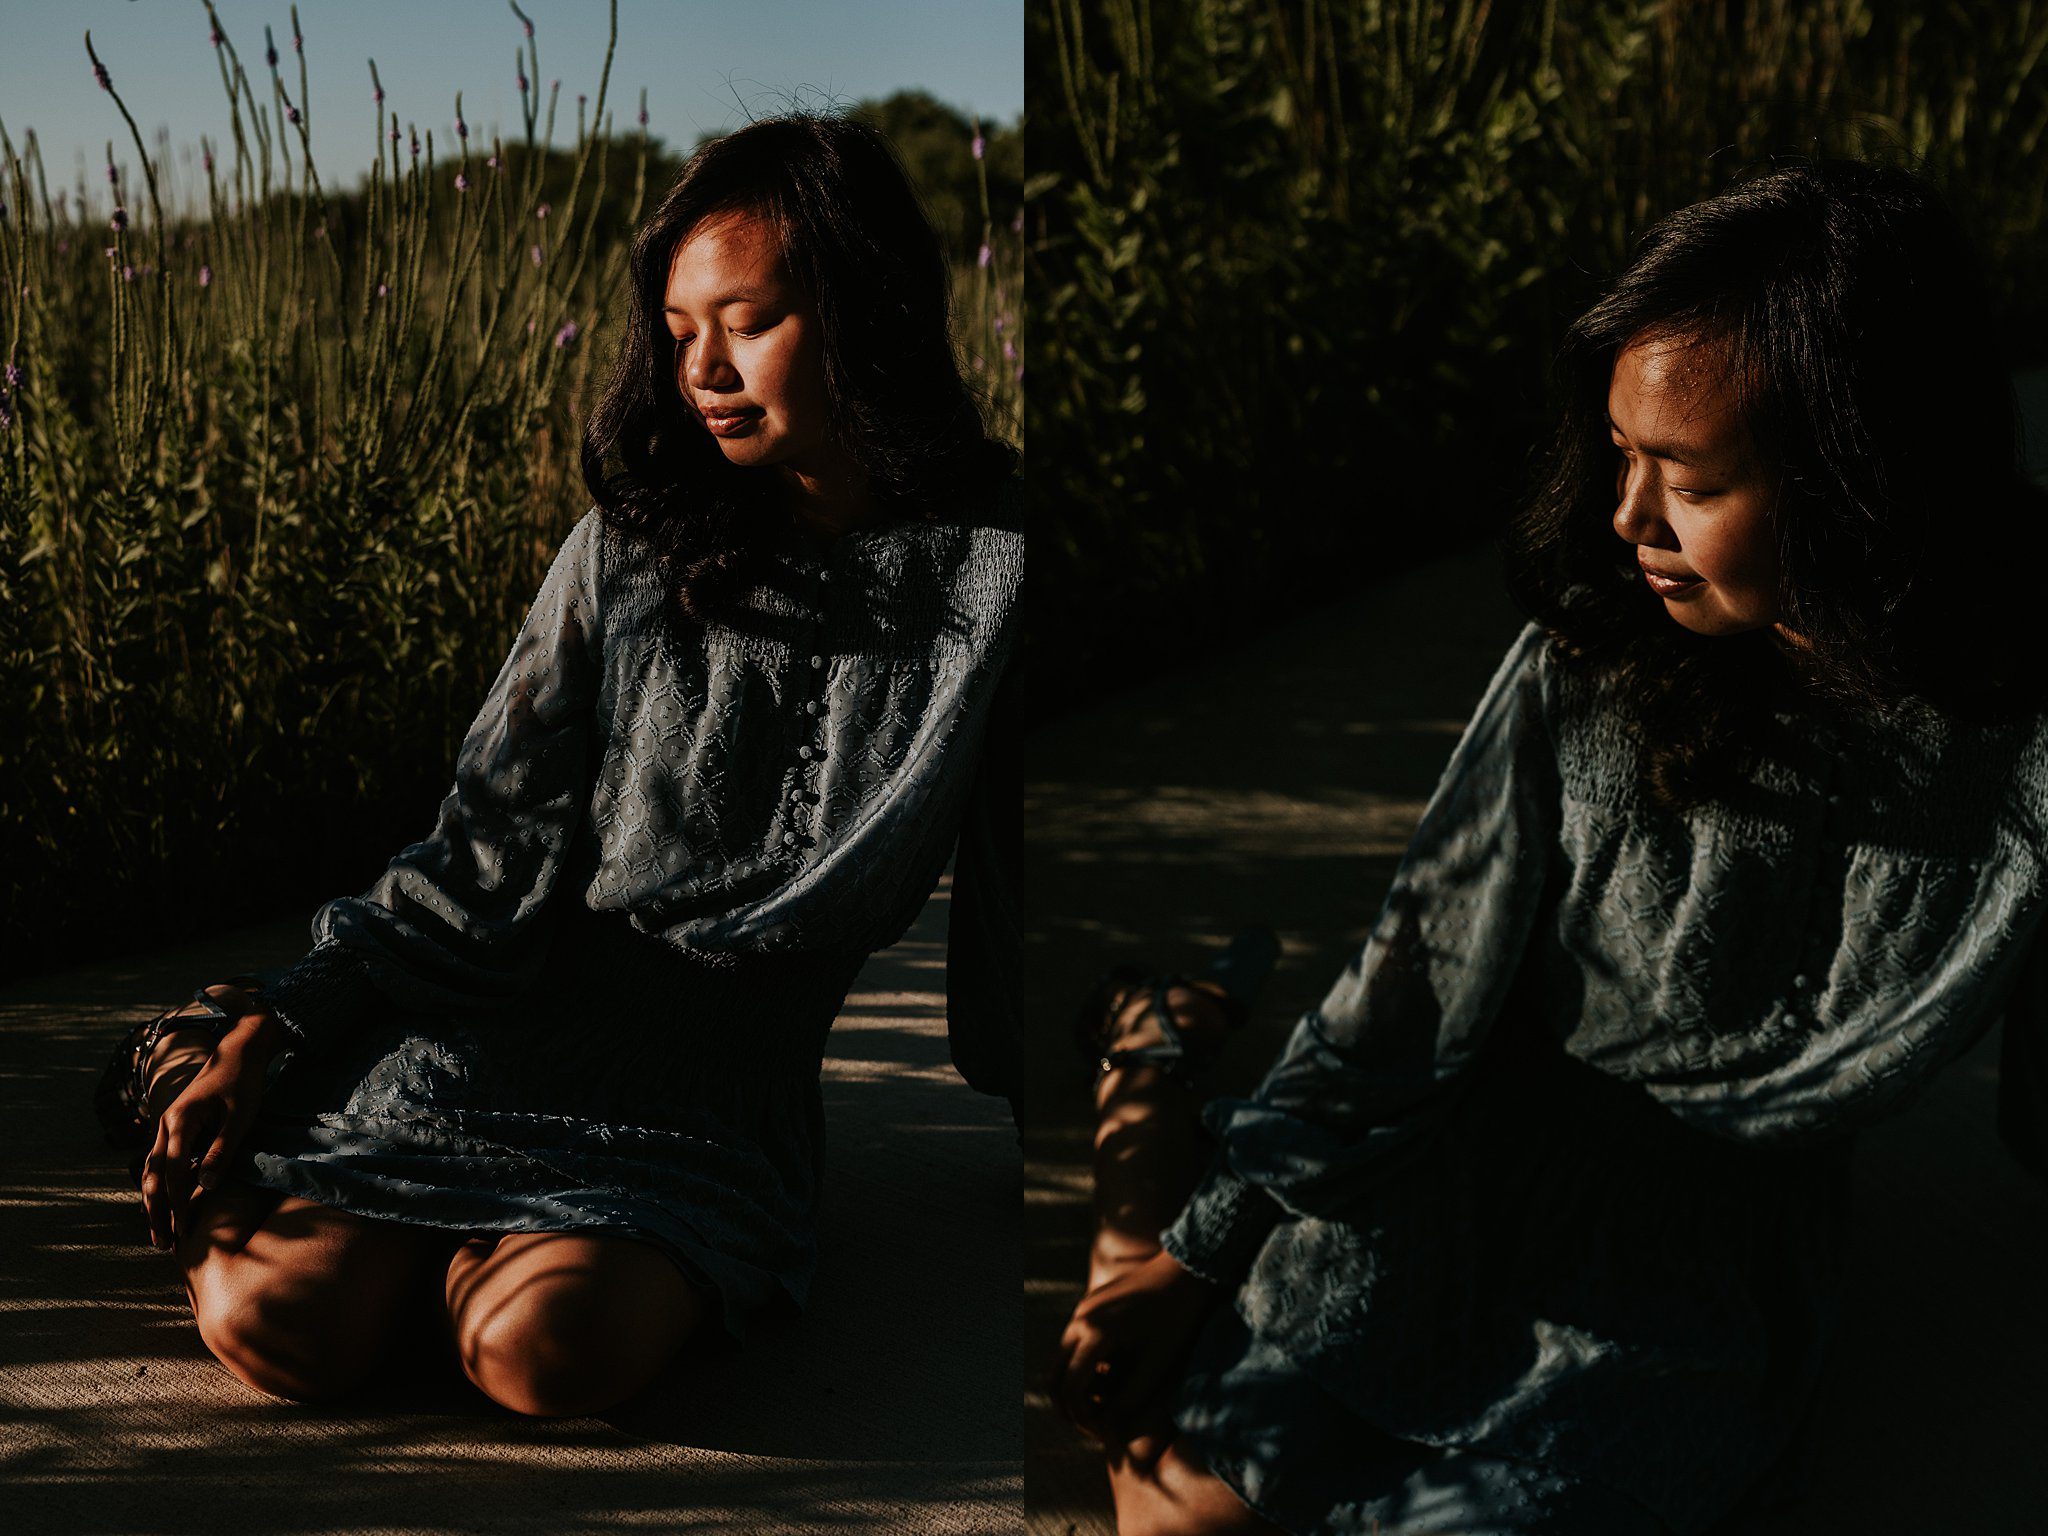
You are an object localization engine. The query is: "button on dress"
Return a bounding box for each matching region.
[1160,623,2048,1533]
[225,482,1023,1342]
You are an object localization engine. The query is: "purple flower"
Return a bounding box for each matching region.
[553,320,580,349]
[523,16,534,37]
[977,243,992,269]
[457,116,468,140]
[455,173,469,192]
[530,244,543,267]
[536,202,550,220]
[203,150,214,173]
[5,363,23,390]
[409,129,420,159]
[122,265,135,282]
[1012,362,1023,383]
[517,71,529,93]
[1002,339,1017,362]
[1011,210,1023,234]
[0,403,12,431]
[104,246,116,260]
[292,31,302,55]
[107,162,118,186]
[487,155,499,170]
[286,103,301,126]
[93,60,111,92]
[210,27,222,47]
[198,264,212,287]
[376,282,389,298]
[993,315,1005,334]
[375,85,385,105]
[971,132,986,160]
[110,207,128,231]
[390,122,401,144]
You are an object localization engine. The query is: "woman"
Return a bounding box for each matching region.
[97,112,1022,1417]
[1058,160,2048,1534]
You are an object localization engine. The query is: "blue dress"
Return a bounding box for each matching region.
[221,483,1023,1343]
[1161,623,2048,1533]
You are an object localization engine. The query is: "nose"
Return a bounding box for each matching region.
[684,328,738,393]
[1611,453,1670,548]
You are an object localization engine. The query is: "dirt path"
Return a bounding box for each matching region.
[1021,540,2048,1534]
[1,879,1018,1535]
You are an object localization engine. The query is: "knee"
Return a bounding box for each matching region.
[458,1289,652,1418]
[191,1274,377,1404]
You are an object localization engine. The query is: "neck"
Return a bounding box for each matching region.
[778,448,876,541]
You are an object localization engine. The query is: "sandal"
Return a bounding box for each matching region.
[1077,927,1280,1082]
[92,975,271,1188]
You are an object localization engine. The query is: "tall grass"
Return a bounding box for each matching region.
[1027,0,2048,711]
[0,1,1020,972]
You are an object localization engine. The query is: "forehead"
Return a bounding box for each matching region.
[1607,335,1747,453]
[663,208,789,306]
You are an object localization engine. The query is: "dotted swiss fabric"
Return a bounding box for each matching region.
[224,482,1022,1338]
[1160,622,2048,1533]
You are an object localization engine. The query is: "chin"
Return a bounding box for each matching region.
[1660,600,1776,638]
[710,438,784,468]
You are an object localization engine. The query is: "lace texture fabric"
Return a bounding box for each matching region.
[1161,622,2048,1533]
[224,482,1022,1338]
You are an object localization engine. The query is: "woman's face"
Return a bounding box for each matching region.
[663,209,831,474]
[1607,336,1785,637]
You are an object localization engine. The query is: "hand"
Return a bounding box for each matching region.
[1056,1247,1220,1450]
[140,985,284,1252]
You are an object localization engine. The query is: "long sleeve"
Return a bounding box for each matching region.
[1996,926,2048,1187]
[261,510,607,1057]
[1161,623,1563,1285]
[943,657,1023,1107]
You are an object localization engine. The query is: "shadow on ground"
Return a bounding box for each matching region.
[1020,542,2048,1535]
[0,878,1018,1535]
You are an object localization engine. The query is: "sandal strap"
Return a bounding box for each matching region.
[1096,972,1215,1079]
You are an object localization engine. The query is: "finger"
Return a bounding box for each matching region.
[192,1101,246,1196]
[1121,1427,1172,1471]
[142,1124,174,1250]
[160,1114,195,1245]
[1058,1327,1111,1437]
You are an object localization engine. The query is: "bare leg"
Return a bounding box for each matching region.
[444,1230,713,1417]
[1085,980,1287,1535]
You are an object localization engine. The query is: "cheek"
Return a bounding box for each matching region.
[762,336,828,423]
[1689,508,1779,600]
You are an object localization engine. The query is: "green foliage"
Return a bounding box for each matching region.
[0,3,1020,970]
[1028,0,2048,709]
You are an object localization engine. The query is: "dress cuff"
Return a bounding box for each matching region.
[261,939,383,1055]
[1158,1154,1281,1287]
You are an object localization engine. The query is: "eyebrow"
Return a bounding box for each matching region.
[1608,418,1713,470]
[662,292,766,316]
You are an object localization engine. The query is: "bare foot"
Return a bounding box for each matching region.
[141,998,234,1117]
[1088,979,1236,1293]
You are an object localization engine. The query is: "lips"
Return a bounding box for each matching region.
[1637,555,1703,596]
[699,405,762,438]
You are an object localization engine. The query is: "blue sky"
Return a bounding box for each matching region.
[2,0,1021,209]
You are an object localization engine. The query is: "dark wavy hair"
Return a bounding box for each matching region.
[581,113,1016,623]
[1505,160,2047,808]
